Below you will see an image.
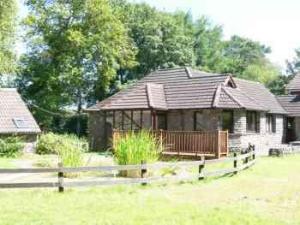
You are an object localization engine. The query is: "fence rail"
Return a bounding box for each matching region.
[113,130,229,158]
[0,147,255,192]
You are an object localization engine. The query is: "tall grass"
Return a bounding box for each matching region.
[36,133,87,169]
[114,130,162,165]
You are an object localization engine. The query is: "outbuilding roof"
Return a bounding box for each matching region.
[286,73,300,92]
[277,95,300,117]
[87,67,286,114]
[0,88,41,134]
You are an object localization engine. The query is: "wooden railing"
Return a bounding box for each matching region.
[0,148,255,192]
[112,130,229,158]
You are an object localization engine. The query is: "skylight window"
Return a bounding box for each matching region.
[13,118,29,128]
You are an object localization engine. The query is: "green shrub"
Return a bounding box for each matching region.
[0,136,24,158]
[114,130,162,165]
[36,133,59,155]
[36,133,88,169]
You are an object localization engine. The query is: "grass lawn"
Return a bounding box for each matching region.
[0,158,16,168]
[1,155,300,225]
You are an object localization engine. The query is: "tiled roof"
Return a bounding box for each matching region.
[222,86,266,111]
[277,95,300,116]
[234,78,286,114]
[87,67,286,114]
[146,83,167,110]
[215,86,241,109]
[0,89,41,134]
[286,73,300,92]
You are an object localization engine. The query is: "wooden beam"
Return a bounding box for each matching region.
[180,110,184,131]
[140,110,143,129]
[121,111,124,130]
[193,112,196,131]
[112,110,115,129]
[123,111,141,129]
[130,110,133,130]
[103,111,107,148]
[152,110,157,130]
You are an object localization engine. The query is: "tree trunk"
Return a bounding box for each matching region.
[76,90,82,137]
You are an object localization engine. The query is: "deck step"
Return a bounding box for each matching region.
[162,151,215,157]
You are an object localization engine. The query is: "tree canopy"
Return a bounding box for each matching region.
[17,0,283,133]
[0,0,17,75]
[18,0,137,131]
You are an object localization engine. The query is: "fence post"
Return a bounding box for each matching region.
[160,129,163,152]
[245,146,250,164]
[198,156,205,180]
[217,130,221,159]
[233,152,238,174]
[141,160,147,186]
[58,162,64,193]
[252,145,256,161]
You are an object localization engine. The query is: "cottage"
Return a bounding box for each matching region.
[0,88,41,152]
[277,74,300,143]
[86,67,286,155]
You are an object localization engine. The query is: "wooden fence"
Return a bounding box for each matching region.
[0,147,255,192]
[113,130,229,158]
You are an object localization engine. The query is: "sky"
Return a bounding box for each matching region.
[18,0,300,70]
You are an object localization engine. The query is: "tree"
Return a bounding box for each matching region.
[273,48,300,95]
[18,0,137,133]
[240,59,280,85]
[0,0,17,75]
[220,35,271,75]
[112,1,194,79]
[267,75,292,95]
[193,17,224,72]
[18,0,283,134]
[286,48,300,75]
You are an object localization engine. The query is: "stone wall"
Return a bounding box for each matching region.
[229,111,284,155]
[88,109,285,154]
[88,111,107,151]
[295,117,300,140]
[23,134,39,153]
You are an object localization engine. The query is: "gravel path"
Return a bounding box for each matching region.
[0,158,53,183]
[0,155,119,184]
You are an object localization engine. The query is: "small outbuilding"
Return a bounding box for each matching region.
[0,88,41,152]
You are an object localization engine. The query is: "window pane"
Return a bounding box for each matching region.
[266,114,276,133]
[157,113,167,130]
[272,115,276,133]
[247,111,258,133]
[222,111,234,133]
[13,118,29,128]
[194,112,204,131]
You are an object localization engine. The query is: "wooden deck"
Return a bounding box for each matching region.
[112,130,229,158]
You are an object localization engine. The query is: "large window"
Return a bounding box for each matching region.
[157,113,167,130]
[194,111,204,131]
[246,111,259,133]
[266,114,276,133]
[222,110,234,133]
